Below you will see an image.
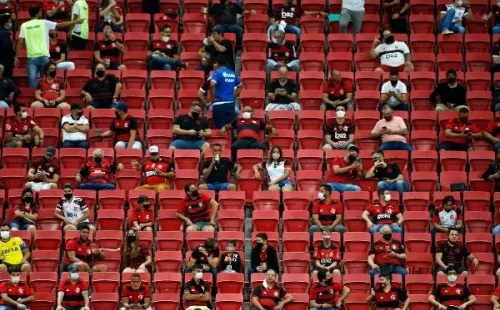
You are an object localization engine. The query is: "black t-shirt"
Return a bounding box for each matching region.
[438,243,470,268]
[205,40,235,69]
[0,77,18,102]
[82,74,119,103]
[267,79,299,105]
[173,114,209,141]
[374,163,402,181]
[203,158,235,183]
[209,3,243,24]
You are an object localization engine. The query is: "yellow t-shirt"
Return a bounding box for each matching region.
[0,237,27,265]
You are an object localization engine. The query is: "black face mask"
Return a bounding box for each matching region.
[64,193,72,200]
[255,242,264,249]
[382,233,392,241]
[384,35,395,44]
[127,236,136,244]
[190,190,199,197]
[76,111,83,118]
[48,70,56,78]
[191,112,200,119]
[49,33,58,39]
[348,154,357,163]
[96,70,105,78]
[23,197,33,204]
[447,78,456,84]
[94,156,103,164]
[390,80,398,87]
[325,278,333,286]
[142,203,150,209]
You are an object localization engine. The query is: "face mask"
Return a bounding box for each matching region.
[64,193,72,200]
[70,273,79,281]
[76,111,83,118]
[318,192,325,200]
[190,190,199,197]
[23,197,33,204]
[272,153,280,160]
[271,36,279,44]
[191,112,200,119]
[94,156,103,164]
[447,275,458,283]
[161,35,170,42]
[382,233,392,241]
[21,112,28,119]
[336,110,346,119]
[194,272,203,280]
[242,112,251,119]
[457,0,463,6]
[49,32,57,39]
[143,203,150,209]
[384,35,395,44]
[348,154,357,163]
[5,23,12,30]
[96,70,105,78]
[48,70,56,78]
[325,278,333,285]
[390,80,398,87]
[447,78,456,84]
[127,235,136,244]
[10,276,20,284]
[384,194,391,202]
[0,231,10,240]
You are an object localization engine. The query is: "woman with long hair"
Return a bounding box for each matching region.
[96,0,123,32]
[252,146,294,192]
[122,230,152,273]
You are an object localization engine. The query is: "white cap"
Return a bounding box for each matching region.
[149,145,159,153]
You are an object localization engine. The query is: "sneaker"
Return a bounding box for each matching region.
[441,29,454,34]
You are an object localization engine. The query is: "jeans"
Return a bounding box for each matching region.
[368,265,408,277]
[309,224,346,235]
[212,101,239,129]
[284,24,301,40]
[78,182,116,190]
[378,141,413,152]
[0,305,30,310]
[89,100,115,109]
[151,54,182,70]
[231,139,265,161]
[62,140,89,148]
[494,143,500,153]
[170,139,206,150]
[27,56,49,88]
[214,24,243,49]
[494,24,500,34]
[493,225,500,236]
[328,182,361,193]
[440,8,466,34]
[339,8,365,33]
[10,219,33,230]
[63,307,84,310]
[370,223,402,234]
[266,59,300,75]
[377,180,409,194]
[0,100,8,108]
[438,141,470,152]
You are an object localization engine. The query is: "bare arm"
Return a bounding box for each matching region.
[435,252,448,269]
[361,210,373,226]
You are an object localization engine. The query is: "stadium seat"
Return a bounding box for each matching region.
[240,52,266,71]
[300,14,326,33]
[240,71,266,90]
[409,34,435,53]
[354,71,381,91]
[0,169,27,190]
[30,272,58,293]
[354,130,379,150]
[437,34,463,53]
[30,292,56,309]
[218,232,245,252]
[242,34,267,53]
[343,191,370,211]
[282,252,310,273]
[172,169,198,190]
[218,209,245,231]
[410,72,436,91]
[327,52,353,71]
[34,230,62,250]
[463,191,490,211]
[282,210,309,232]
[153,272,182,294]
[281,274,309,295]
[296,150,323,171]
[408,294,433,310]
[155,251,183,272]
[125,13,150,32]
[343,252,369,274]
[469,171,494,193]
[32,250,60,272]
[465,72,491,91]
[297,110,324,131]
[343,274,371,294]
[344,232,371,252]
[409,90,434,111]
[59,148,86,169]
[440,171,467,192]
[243,14,269,33]
[282,191,311,211]
[466,52,491,72]
[411,130,438,150]
[173,150,200,170]
[252,210,279,232]
[467,91,492,111]
[218,191,245,210]
[411,172,438,192]
[465,233,492,253]
[406,253,433,275]
[327,34,353,52]
[468,274,495,296]
[404,233,432,252]
[156,231,183,251]
[295,170,322,192]
[300,52,326,72]
[282,232,309,252]
[123,32,150,51]
[1,148,29,169]
[217,273,244,294]
[268,110,296,130]
[471,252,495,275]
[409,15,435,34]
[90,293,119,310]
[96,209,124,231]
[344,210,366,232]
[91,272,120,293]
[411,111,437,131]
[439,150,467,171]
[405,274,434,294]
[437,54,463,71]
[464,211,492,233]
[186,231,214,249]
[237,149,264,171]
[150,72,176,90]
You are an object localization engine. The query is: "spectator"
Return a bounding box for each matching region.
[97,0,123,32]
[440,0,472,35]
[148,25,185,71]
[121,273,152,310]
[432,195,463,234]
[311,228,342,283]
[81,63,122,110]
[367,274,410,310]
[0,64,18,108]
[10,188,38,236]
[176,183,219,232]
[0,14,14,79]
[327,145,363,192]
[187,238,219,278]
[492,37,500,74]
[93,22,126,71]
[31,61,70,109]
[484,117,500,152]
[339,0,365,33]
[76,148,124,190]
[198,74,213,106]
[122,230,152,273]
[43,0,72,22]
[4,104,44,148]
[384,0,409,33]
[371,30,413,74]
[183,266,211,310]
[0,266,34,310]
[429,268,477,309]
[379,71,408,111]
[265,30,299,76]
[49,29,75,70]
[371,105,412,152]
[132,145,176,192]
[250,233,279,276]
[484,1,500,34]
[362,188,404,233]
[438,107,482,151]
[253,146,294,192]
[368,224,408,276]
[218,240,242,273]
[266,66,300,112]
[170,102,211,152]
[310,270,350,310]
[69,0,90,51]
[0,224,31,273]
[366,150,410,194]
[56,270,90,310]
[61,103,89,148]
[310,184,347,234]
[209,0,255,50]
[321,69,354,111]
[54,184,95,233]
[97,102,142,150]
[435,228,478,277]
[0,4,14,21]
[430,69,467,112]
[25,146,60,192]
[251,269,294,310]
[198,29,235,73]
[16,6,82,88]
[492,282,500,309]
[483,150,500,198]
[131,195,153,232]
[199,143,241,192]
[63,223,106,272]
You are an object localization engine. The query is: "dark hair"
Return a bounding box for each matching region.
[379,273,392,280]
[256,232,268,241]
[130,273,141,280]
[44,61,56,75]
[377,188,387,197]
[448,227,460,235]
[22,187,33,197]
[226,240,236,246]
[29,6,41,18]
[191,101,202,109]
[0,14,10,27]
[269,146,283,163]
[64,183,74,190]
[0,223,9,229]
[204,238,216,248]
[78,223,90,231]
[184,183,194,193]
[160,25,171,32]
[192,265,203,271]
[70,103,81,111]
[389,70,399,77]
[371,150,383,157]
[102,22,112,29]
[212,29,224,36]
[8,265,21,274]
[446,69,457,77]
[13,104,24,115]
[320,183,332,194]
[212,143,222,150]
[317,270,328,282]
[443,195,455,206]
[215,54,227,66]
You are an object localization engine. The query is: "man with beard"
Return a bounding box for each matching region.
[63,223,106,272]
[439,106,482,152]
[25,146,60,191]
[367,274,410,310]
[371,104,412,152]
[327,145,362,193]
[429,268,476,310]
[309,270,350,310]
[176,183,219,232]
[432,195,463,234]
[435,228,478,277]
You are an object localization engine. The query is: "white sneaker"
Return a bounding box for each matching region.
[442,29,454,34]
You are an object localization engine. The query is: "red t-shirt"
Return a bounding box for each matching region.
[121,284,151,304]
[321,78,353,102]
[311,199,344,226]
[493,285,500,298]
[177,194,212,223]
[143,159,174,185]
[369,239,405,266]
[313,243,341,266]
[43,0,71,21]
[35,77,64,101]
[64,238,95,265]
[324,118,354,143]
[149,40,178,58]
[441,118,480,144]
[486,118,500,139]
[0,282,33,305]
[5,117,36,137]
[329,156,359,183]
[132,207,154,224]
[366,203,400,225]
[110,116,139,142]
[58,279,88,307]
[309,281,343,305]
[31,157,60,182]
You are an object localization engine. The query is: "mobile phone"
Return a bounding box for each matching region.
[382,126,387,130]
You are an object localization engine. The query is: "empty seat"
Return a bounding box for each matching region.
[92,272,120,293]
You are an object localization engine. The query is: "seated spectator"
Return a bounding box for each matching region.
[43,0,71,22]
[56,270,90,310]
[367,274,410,309]
[268,0,304,40]
[54,183,95,233]
[0,266,34,310]
[131,195,153,232]
[266,66,301,112]
[81,64,122,110]
[485,117,500,152]
[31,61,70,109]
[209,0,255,50]
[440,0,471,35]
[310,270,350,310]
[170,102,211,152]
[132,145,175,192]
[0,223,31,273]
[491,37,500,74]
[63,223,106,272]
[76,148,124,190]
[430,69,467,112]
[61,103,89,148]
[187,238,219,278]
[0,64,18,108]
[176,183,219,232]
[438,107,482,151]
[183,266,211,310]
[0,3,15,33]
[321,69,353,111]
[432,195,463,234]
[435,228,478,277]
[311,228,342,284]
[484,1,500,34]
[492,281,500,309]
[379,71,408,111]
[25,146,60,192]
[366,150,410,195]
[97,0,123,32]
[123,230,152,273]
[384,0,409,33]
[121,273,152,310]
[253,146,294,192]
[327,145,363,192]
[249,233,279,276]
[96,102,142,150]
[362,188,404,233]
[251,269,294,310]
[198,29,235,73]
[310,184,347,234]
[371,30,413,74]
[323,106,354,151]
[199,143,241,192]
[371,104,412,152]
[368,224,408,276]
[10,188,38,236]
[483,150,500,200]
[48,30,75,70]
[265,30,299,76]
[339,0,365,34]
[148,25,186,71]
[429,268,476,309]
[4,104,44,148]
[93,22,126,71]
[218,240,242,273]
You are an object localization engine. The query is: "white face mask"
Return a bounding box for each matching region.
[0,231,9,240]
[318,192,325,200]
[21,112,28,119]
[242,112,251,119]
[336,110,346,119]
[194,272,203,280]
[447,275,457,283]
[161,35,170,42]
[70,273,79,281]
[272,153,280,160]
[10,276,19,284]
[383,194,391,202]
[271,36,279,44]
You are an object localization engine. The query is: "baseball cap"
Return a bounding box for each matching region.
[115,102,128,112]
[149,145,159,153]
[347,144,359,153]
[45,146,56,156]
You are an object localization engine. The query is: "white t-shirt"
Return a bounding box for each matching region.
[72,4,82,33]
[61,114,89,141]
[442,5,468,26]
[260,161,291,182]
[56,196,89,223]
[342,0,365,11]
[381,80,407,106]
[374,41,410,67]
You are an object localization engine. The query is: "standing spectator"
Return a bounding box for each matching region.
[81,63,122,110]
[432,195,463,234]
[96,102,142,150]
[96,0,122,32]
[327,145,363,192]
[93,22,126,71]
[250,233,279,276]
[170,102,212,152]
[371,105,412,152]
[311,228,342,282]
[430,69,467,112]
[49,30,75,70]
[384,0,409,33]
[366,150,409,194]
[266,66,301,112]
[379,71,408,111]
[198,30,235,73]
[176,183,219,232]
[251,269,294,310]
[368,225,408,276]
[339,0,365,33]
[371,30,413,74]
[484,0,500,34]
[199,143,242,192]
[131,195,153,232]
[148,25,185,71]
[183,266,211,310]
[429,268,477,309]
[54,184,95,233]
[492,37,500,74]
[218,240,242,273]
[265,30,299,76]
[63,223,106,272]
[43,0,72,22]
[309,270,350,310]
[209,0,255,50]
[25,146,60,192]
[367,274,410,310]
[0,64,18,108]
[439,107,482,151]
[4,104,44,148]
[484,116,500,152]
[0,224,31,273]
[10,188,38,237]
[61,103,89,148]
[440,0,472,35]
[483,150,500,198]
[132,145,176,192]
[122,230,152,273]
[321,69,354,111]
[362,188,404,233]
[310,184,347,234]
[0,14,14,79]
[31,61,70,109]
[121,274,152,310]
[69,0,89,51]
[76,148,124,190]
[253,146,294,192]
[56,270,90,310]
[0,266,34,310]
[435,228,478,277]
[187,238,219,278]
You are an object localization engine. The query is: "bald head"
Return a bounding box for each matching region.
[278,66,288,82]
[380,225,392,235]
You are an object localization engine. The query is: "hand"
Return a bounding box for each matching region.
[83,307,91,310]
[330,141,339,149]
[371,264,380,270]
[22,134,32,141]
[14,57,19,67]
[43,99,50,105]
[274,303,284,310]
[482,14,488,21]
[254,171,261,179]
[235,172,240,180]
[319,11,328,17]
[14,210,23,217]
[56,307,65,310]
[117,163,124,171]
[186,219,193,226]
[387,251,398,258]
[268,181,275,187]
[139,263,146,270]
[224,255,231,263]
[84,93,93,102]
[458,305,467,310]
[108,33,116,41]
[472,257,479,267]
[322,304,333,309]
[210,219,216,226]
[373,36,381,45]
[155,168,163,175]
[208,36,215,43]
[392,13,400,19]
[337,140,346,148]
[437,305,447,310]
[336,302,342,308]
[250,9,256,14]
[16,303,26,310]
[392,0,400,4]
[385,179,395,184]
[199,247,208,256]
[131,160,139,169]
[219,127,226,135]
[198,131,205,137]
[187,129,197,136]
[367,222,373,229]
[75,174,82,183]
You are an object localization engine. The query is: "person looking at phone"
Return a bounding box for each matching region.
[371,104,412,152]
[379,70,408,111]
[96,102,142,150]
[327,145,362,193]
[362,188,404,233]
[430,69,467,112]
[367,274,409,310]
[439,106,482,152]
[265,66,301,112]
[365,150,409,195]
[170,102,212,153]
[429,268,476,310]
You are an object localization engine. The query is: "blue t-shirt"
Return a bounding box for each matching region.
[211,67,241,103]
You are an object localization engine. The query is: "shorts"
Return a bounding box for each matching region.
[437,265,467,274]
[136,183,172,191]
[192,221,213,231]
[170,139,205,150]
[10,219,34,230]
[206,182,230,191]
[379,64,406,72]
[27,182,52,192]
[277,179,293,188]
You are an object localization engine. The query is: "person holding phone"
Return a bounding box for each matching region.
[370,104,412,152]
[266,66,301,112]
[439,107,482,152]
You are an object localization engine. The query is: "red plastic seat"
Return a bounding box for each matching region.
[439,171,467,192]
[150,72,176,90]
[172,169,198,190]
[282,191,311,211]
[95,230,123,249]
[465,34,490,53]
[268,110,295,130]
[0,169,27,190]
[252,210,279,232]
[462,191,489,211]
[282,232,309,252]
[300,14,326,33]
[32,250,60,272]
[354,53,378,71]
[411,130,438,150]
[410,111,437,131]
[411,171,438,193]
[282,252,310,273]
[343,274,371,293]
[123,32,150,51]
[1,148,29,169]
[343,252,369,274]
[30,292,56,309]
[30,272,58,293]
[354,130,379,150]
[409,34,435,53]
[218,209,244,232]
[90,293,119,310]
[403,212,430,233]
[242,33,267,53]
[327,34,354,52]
[409,15,435,34]
[215,293,243,310]
[402,192,430,211]
[437,54,463,72]
[439,150,466,172]
[344,210,366,232]
[344,293,371,310]
[438,34,463,53]
[405,274,433,294]
[406,253,433,275]
[470,252,494,275]
[299,52,325,72]
[91,272,120,293]
[282,210,309,233]
[153,272,182,294]
[66,69,92,88]
[468,274,495,296]
[34,230,62,250]
[464,211,492,233]
[155,231,183,251]
[327,52,353,71]
[467,91,492,111]
[96,209,124,230]
[125,13,150,32]
[122,70,148,90]
[465,232,492,253]
[404,233,432,252]
[243,14,268,33]
[466,52,491,72]
[281,273,309,295]
[186,231,215,249]
[410,72,436,91]
[354,90,380,110]
[155,251,182,272]
[342,191,370,211]
[240,71,266,90]
[344,232,371,252]
[173,150,200,170]
[354,71,381,91]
